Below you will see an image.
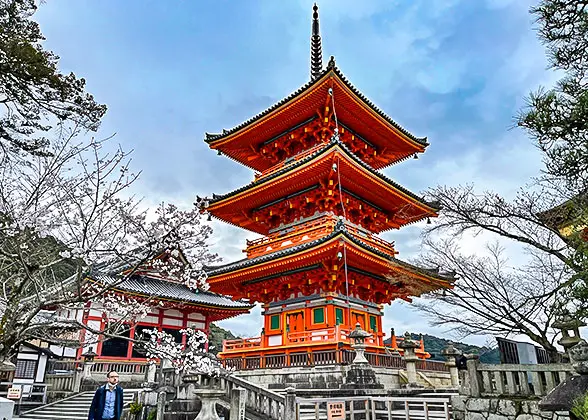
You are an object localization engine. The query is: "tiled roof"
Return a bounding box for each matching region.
[209,138,438,210]
[204,63,428,146]
[94,274,252,310]
[205,220,454,284]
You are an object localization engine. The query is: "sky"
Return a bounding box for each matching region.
[35,0,560,346]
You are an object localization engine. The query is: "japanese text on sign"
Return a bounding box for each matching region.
[327,401,345,420]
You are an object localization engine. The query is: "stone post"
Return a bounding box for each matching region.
[183,373,226,420]
[398,332,420,387]
[441,344,462,388]
[73,366,83,393]
[156,391,166,420]
[81,348,97,380]
[146,363,157,384]
[230,387,245,420]
[465,354,481,397]
[351,343,368,364]
[82,360,94,379]
[284,387,297,420]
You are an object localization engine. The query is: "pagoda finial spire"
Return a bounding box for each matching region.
[310,3,323,81]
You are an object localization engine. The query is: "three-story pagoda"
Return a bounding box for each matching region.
[203,5,455,369]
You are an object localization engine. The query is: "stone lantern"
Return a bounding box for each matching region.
[540,339,588,413]
[348,322,371,364]
[441,343,462,387]
[552,311,586,355]
[81,348,97,379]
[342,323,383,389]
[569,339,588,375]
[398,332,421,388]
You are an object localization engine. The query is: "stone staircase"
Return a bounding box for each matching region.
[16,390,135,420]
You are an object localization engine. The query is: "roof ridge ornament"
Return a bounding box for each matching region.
[327,55,336,69]
[310,3,323,80]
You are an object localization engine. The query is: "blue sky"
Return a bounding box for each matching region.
[36,0,557,345]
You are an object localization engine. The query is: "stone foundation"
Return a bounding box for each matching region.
[235,365,452,390]
[452,396,570,420]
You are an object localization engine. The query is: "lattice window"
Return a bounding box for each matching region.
[15,359,36,379]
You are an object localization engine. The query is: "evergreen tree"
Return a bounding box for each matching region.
[0,0,106,155]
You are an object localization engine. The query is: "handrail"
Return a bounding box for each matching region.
[245,213,396,258]
[296,395,452,420]
[225,373,285,403]
[245,215,336,258]
[463,359,574,397]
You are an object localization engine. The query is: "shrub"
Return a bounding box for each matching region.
[129,401,143,415]
[572,392,588,420]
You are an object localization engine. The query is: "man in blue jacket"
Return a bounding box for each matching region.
[88,370,124,420]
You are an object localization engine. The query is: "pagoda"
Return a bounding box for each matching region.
[203,5,455,369]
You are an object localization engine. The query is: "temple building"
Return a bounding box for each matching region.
[202,5,455,369]
[71,246,252,361]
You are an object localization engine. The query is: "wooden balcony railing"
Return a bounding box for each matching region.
[255,143,327,181]
[345,223,396,255]
[223,336,263,352]
[245,215,336,258]
[245,214,396,259]
[221,349,450,372]
[416,359,452,373]
[222,326,380,352]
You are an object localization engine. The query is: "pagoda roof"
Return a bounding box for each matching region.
[92,273,252,312]
[89,244,253,318]
[204,62,428,171]
[207,139,438,233]
[205,219,454,288]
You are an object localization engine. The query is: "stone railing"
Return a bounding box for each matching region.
[462,356,574,397]
[46,359,79,373]
[185,373,289,420]
[90,360,148,375]
[225,374,287,420]
[45,373,76,393]
[296,395,453,420]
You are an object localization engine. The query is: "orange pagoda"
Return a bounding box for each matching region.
[202,5,455,370]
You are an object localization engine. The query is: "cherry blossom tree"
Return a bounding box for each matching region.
[0,125,217,363]
[139,328,222,377]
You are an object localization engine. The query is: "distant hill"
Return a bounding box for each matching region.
[208,323,239,355]
[419,334,500,364]
[384,333,500,364]
[208,324,500,363]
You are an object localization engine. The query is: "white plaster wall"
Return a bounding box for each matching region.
[188,312,205,321]
[35,355,47,383]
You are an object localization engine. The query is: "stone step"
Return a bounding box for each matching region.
[17,390,136,420]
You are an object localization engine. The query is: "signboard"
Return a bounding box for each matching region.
[7,387,22,400]
[327,401,345,420]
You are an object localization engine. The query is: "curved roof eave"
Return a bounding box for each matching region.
[208,140,439,211]
[203,66,428,147]
[205,222,454,286]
